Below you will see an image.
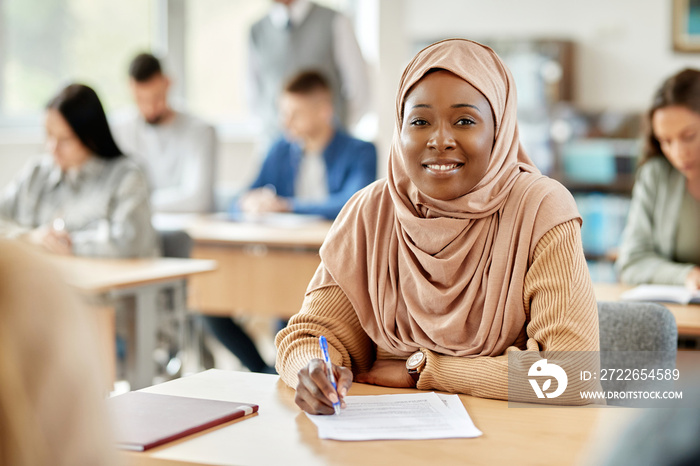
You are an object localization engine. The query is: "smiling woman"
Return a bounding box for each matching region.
[275,39,600,414]
[400,69,494,200]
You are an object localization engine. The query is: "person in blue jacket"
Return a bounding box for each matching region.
[235,70,377,220]
[207,70,376,373]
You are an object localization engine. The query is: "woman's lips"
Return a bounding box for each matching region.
[423,162,464,175]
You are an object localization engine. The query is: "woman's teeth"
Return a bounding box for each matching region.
[426,163,460,171]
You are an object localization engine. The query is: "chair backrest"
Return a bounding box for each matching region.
[597,301,677,404]
[598,301,677,352]
[158,230,193,258]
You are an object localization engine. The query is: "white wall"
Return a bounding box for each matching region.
[404,0,700,113]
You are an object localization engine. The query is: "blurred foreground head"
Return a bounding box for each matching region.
[0,240,115,466]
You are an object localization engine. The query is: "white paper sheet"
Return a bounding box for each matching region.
[620,284,700,304]
[306,392,483,441]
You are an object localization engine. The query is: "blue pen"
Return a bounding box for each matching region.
[318,336,341,415]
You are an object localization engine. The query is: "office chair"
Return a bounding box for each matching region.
[597,301,677,405]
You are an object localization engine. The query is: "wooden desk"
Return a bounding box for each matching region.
[120,369,622,466]
[185,216,332,318]
[594,282,700,337]
[53,256,217,389]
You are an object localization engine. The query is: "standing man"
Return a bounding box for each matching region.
[112,53,217,214]
[248,0,370,148]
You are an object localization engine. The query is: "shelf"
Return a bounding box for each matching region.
[551,173,635,195]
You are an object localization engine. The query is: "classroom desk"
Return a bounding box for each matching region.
[119,369,626,466]
[593,282,700,337]
[52,256,217,389]
[184,216,332,318]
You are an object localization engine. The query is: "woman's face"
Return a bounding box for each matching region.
[653,105,700,181]
[400,70,495,201]
[45,108,92,171]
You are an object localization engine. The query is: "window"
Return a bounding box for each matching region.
[0,0,358,130]
[0,0,152,126]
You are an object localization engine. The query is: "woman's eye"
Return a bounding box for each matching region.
[411,118,428,126]
[682,132,696,142]
[456,117,475,126]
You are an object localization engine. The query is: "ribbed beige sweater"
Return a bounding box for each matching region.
[275,220,601,403]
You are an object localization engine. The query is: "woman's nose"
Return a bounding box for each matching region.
[427,122,456,151]
[669,140,688,161]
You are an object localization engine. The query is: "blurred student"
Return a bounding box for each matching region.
[0,83,158,257]
[248,0,370,146]
[210,71,374,373]
[0,239,116,465]
[111,52,217,214]
[237,70,377,220]
[594,384,700,465]
[617,69,700,289]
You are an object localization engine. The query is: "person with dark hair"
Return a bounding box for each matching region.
[235,69,377,220]
[0,83,158,257]
[616,68,700,288]
[248,0,370,147]
[111,52,216,213]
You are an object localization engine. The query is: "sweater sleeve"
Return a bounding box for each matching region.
[616,161,694,285]
[416,219,601,404]
[275,285,375,389]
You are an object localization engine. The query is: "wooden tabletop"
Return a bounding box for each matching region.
[50,256,217,294]
[593,282,700,337]
[183,214,332,249]
[120,369,622,466]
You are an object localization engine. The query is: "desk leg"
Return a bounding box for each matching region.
[130,285,160,390]
[171,279,187,359]
[115,280,188,390]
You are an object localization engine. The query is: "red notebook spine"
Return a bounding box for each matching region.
[142,405,259,451]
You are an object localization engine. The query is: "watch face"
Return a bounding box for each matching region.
[406,351,425,369]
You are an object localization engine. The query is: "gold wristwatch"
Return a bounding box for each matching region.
[406,350,426,384]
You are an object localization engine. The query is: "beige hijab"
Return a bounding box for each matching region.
[309,39,580,357]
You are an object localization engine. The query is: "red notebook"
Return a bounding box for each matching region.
[108,391,258,451]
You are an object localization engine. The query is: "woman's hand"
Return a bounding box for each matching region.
[42,229,73,255]
[26,227,73,255]
[295,358,353,415]
[356,359,416,388]
[685,266,700,291]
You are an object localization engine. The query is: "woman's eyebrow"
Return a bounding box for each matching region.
[410,103,481,113]
[452,103,481,113]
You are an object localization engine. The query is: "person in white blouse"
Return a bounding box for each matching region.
[0,83,158,258]
[248,0,370,148]
[111,53,217,214]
